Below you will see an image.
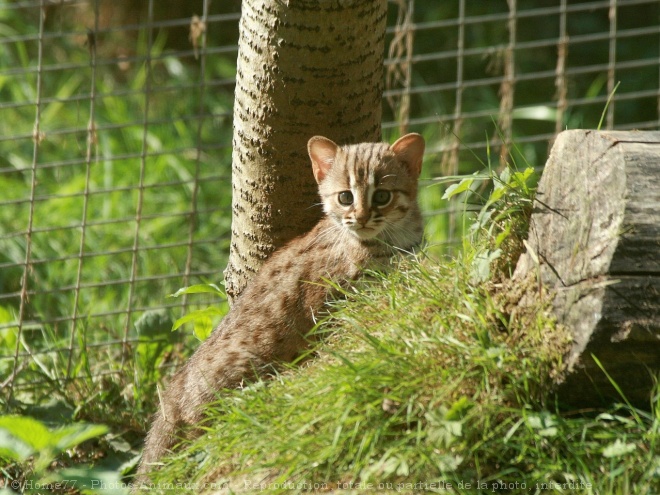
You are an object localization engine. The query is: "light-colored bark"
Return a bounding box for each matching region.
[225,0,387,302]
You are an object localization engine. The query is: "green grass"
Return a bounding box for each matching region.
[0,15,234,419]
[136,167,660,494]
[0,15,235,491]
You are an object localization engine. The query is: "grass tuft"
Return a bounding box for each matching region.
[142,165,660,494]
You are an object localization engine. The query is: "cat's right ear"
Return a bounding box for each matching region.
[391,133,425,178]
[308,136,338,184]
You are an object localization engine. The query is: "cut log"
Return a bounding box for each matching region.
[514,130,660,409]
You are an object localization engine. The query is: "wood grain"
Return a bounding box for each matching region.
[514,130,660,408]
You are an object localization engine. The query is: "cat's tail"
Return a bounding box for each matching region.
[132,409,180,490]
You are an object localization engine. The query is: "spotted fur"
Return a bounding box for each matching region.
[136,134,425,483]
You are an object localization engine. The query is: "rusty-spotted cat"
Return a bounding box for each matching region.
[136,133,425,479]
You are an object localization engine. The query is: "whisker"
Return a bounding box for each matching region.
[378,173,398,186]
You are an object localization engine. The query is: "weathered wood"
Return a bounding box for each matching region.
[514,130,660,409]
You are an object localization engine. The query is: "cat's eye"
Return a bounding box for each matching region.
[372,190,392,206]
[338,191,353,205]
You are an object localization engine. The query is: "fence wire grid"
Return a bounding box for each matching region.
[1,0,659,401]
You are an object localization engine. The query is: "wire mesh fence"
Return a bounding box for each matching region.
[1,0,659,403]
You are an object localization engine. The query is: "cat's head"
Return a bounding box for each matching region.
[307,133,425,245]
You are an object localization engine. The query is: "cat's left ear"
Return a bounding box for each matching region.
[391,133,425,178]
[308,136,338,184]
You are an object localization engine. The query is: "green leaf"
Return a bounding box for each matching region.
[106,436,132,454]
[526,413,558,437]
[498,167,511,187]
[0,416,108,475]
[596,413,636,426]
[470,249,502,283]
[396,458,410,477]
[426,409,463,448]
[485,183,506,205]
[52,423,109,452]
[538,426,558,437]
[494,223,512,248]
[602,439,637,458]
[444,396,473,421]
[193,315,215,341]
[135,311,177,379]
[118,453,142,476]
[0,415,52,452]
[514,167,535,184]
[442,177,474,200]
[0,307,18,352]
[134,309,173,338]
[0,427,34,461]
[172,306,225,332]
[57,467,127,495]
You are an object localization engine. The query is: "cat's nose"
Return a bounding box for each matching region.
[355,208,371,226]
[352,196,371,226]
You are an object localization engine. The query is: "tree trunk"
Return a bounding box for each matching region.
[514,130,660,409]
[224,0,387,302]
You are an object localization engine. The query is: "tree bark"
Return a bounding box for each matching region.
[514,130,660,409]
[225,0,387,302]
